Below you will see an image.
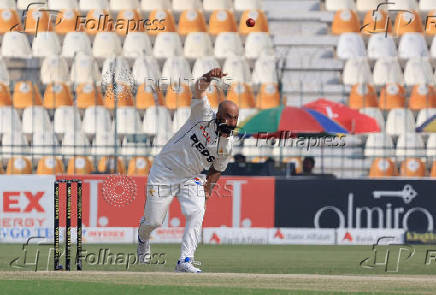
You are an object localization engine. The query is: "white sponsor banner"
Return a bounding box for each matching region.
[268,228,336,245]
[83,227,135,244]
[148,227,185,243]
[337,229,405,245]
[203,227,268,244]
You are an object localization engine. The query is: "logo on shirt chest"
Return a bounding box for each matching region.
[190,133,216,163]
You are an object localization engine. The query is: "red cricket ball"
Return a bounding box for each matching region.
[246,18,256,27]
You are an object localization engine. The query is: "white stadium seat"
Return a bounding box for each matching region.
[1,32,32,58]
[92,132,120,156]
[17,0,46,9]
[62,32,92,57]
[184,32,213,59]
[41,56,70,85]
[0,58,9,86]
[429,37,436,59]
[121,137,149,158]
[82,106,112,137]
[404,57,434,86]
[79,0,109,10]
[115,107,143,136]
[0,0,15,9]
[161,56,193,86]
[32,32,61,57]
[32,132,59,159]
[101,57,133,88]
[386,108,415,136]
[223,56,252,84]
[373,57,404,86]
[239,108,258,122]
[2,132,29,160]
[356,0,386,12]
[62,131,91,157]
[325,0,355,11]
[172,0,201,12]
[368,33,397,60]
[396,133,426,157]
[0,107,22,134]
[203,0,232,11]
[416,108,436,127]
[245,32,274,59]
[398,33,428,59]
[343,57,373,86]
[234,0,262,11]
[153,32,184,59]
[110,0,139,10]
[388,0,417,10]
[48,0,78,10]
[143,106,172,136]
[140,0,170,11]
[192,56,221,80]
[173,107,191,133]
[22,106,53,135]
[215,32,244,59]
[132,56,161,85]
[360,107,386,132]
[93,32,122,59]
[427,134,436,156]
[364,133,394,157]
[123,32,153,57]
[71,55,101,84]
[252,55,278,84]
[54,106,82,135]
[420,0,436,11]
[337,33,366,60]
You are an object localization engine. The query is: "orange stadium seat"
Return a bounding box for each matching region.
[0,9,22,33]
[24,9,52,34]
[84,9,114,35]
[6,156,32,174]
[43,83,73,109]
[55,9,81,34]
[400,158,427,177]
[332,9,360,35]
[256,83,281,109]
[127,156,151,175]
[204,84,224,110]
[0,163,3,174]
[0,83,12,107]
[378,83,406,110]
[76,83,104,109]
[104,84,134,109]
[393,11,423,36]
[67,156,95,174]
[136,83,164,110]
[226,82,256,108]
[369,158,397,178]
[115,9,143,36]
[239,9,269,34]
[147,9,176,36]
[361,9,392,35]
[283,157,303,174]
[408,84,436,110]
[431,161,436,177]
[97,156,126,174]
[425,10,436,35]
[36,156,65,175]
[164,83,192,110]
[349,83,378,109]
[178,9,207,36]
[12,81,43,109]
[209,10,237,36]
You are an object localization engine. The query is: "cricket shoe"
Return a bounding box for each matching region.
[137,236,151,264]
[175,257,202,273]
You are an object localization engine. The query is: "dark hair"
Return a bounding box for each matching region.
[303,156,315,166]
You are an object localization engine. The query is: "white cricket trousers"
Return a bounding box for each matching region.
[138,176,206,260]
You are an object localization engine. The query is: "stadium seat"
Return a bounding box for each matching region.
[76,83,104,109]
[161,56,193,86]
[97,157,126,174]
[101,56,133,88]
[337,33,366,59]
[24,9,52,34]
[62,132,91,157]
[36,157,64,174]
[421,0,436,11]
[326,0,355,11]
[1,32,32,58]
[173,0,202,11]
[369,158,397,178]
[43,83,73,109]
[12,81,43,109]
[110,0,139,10]
[404,58,434,86]
[388,0,418,10]
[82,106,112,137]
[103,84,135,109]
[0,106,21,133]
[164,83,192,110]
[55,9,81,34]
[123,32,153,57]
[93,32,122,59]
[432,161,436,177]
[143,105,172,136]
[364,133,395,157]
[49,0,78,10]
[127,157,151,175]
[140,0,170,12]
[396,133,426,157]
[67,156,94,174]
[115,9,143,36]
[331,9,360,35]
[282,157,303,174]
[223,56,251,84]
[136,83,164,111]
[252,55,278,84]
[209,10,237,35]
[416,108,436,127]
[239,9,269,34]
[192,56,220,80]
[184,32,213,59]
[54,106,81,135]
[215,32,244,58]
[367,33,397,60]
[79,0,109,10]
[178,9,207,36]
[409,85,436,110]
[245,32,274,59]
[6,156,32,174]
[398,33,428,59]
[22,106,52,135]
[373,57,404,86]
[83,9,114,35]
[427,134,436,156]
[343,57,373,86]
[32,32,61,57]
[173,106,191,132]
[349,84,378,109]
[378,83,406,110]
[0,84,11,107]
[71,55,101,85]
[132,56,161,85]
[360,107,386,131]
[393,11,423,36]
[0,0,15,9]
[361,9,392,35]
[147,10,176,35]
[425,10,436,35]
[92,132,120,157]
[32,132,59,159]
[2,133,29,160]
[386,108,415,136]
[17,0,46,10]
[226,82,255,108]
[62,32,92,57]
[153,32,183,58]
[41,56,70,85]
[400,158,426,177]
[203,0,232,11]
[115,107,143,136]
[0,9,21,33]
[239,108,258,122]
[234,0,262,12]
[256,83,280,109]
[204,84,224,110]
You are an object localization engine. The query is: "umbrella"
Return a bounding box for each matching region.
[304,98,380,134]
[240,106,348,136]
[416,115,436,132]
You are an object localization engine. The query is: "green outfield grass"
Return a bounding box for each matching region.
[1,244,436,294]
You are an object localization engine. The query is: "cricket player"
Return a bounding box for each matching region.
[137,68,239,273]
